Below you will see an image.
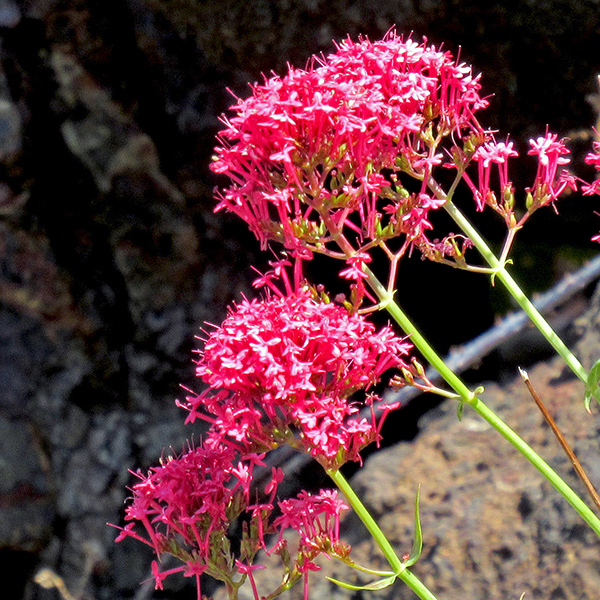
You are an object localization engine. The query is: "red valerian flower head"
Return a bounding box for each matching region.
[118,443,262,560]
[182,287,412,468]
[211,31,488,257]
[113,441,352,600]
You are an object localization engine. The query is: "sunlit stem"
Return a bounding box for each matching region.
[419,384,461,399]
[327,469,439,600]
[434,259,504,275]
[361,264,600,537]
[441,198,590,388]
[497,225,520,274]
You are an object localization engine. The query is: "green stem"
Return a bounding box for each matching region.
[363,265,600,537]
[327,468,439,600]
[443,200,590,386]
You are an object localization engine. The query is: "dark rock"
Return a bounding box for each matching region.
[0,0,20,28]
[0,416,54,553]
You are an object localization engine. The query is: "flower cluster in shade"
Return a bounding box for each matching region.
[182,286,412,468]
[114,441,349,600]
[211,31,489,258]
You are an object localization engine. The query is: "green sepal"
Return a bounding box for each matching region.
[403,485,423,567]
[457,401,465,420]
[327,573,398,591]
[584,356,600,412]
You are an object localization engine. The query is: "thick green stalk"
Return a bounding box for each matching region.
[327,468,438,600]
[443,200,590,386]
[363,265,600,537]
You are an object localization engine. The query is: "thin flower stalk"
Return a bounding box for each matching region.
[441,197,591,390]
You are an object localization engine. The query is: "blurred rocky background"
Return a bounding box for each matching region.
[2,1,600,599]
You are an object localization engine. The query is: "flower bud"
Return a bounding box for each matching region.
[503,185,515,211]
[525,190,534,210]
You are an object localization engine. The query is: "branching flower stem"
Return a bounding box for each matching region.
[426,174,591,389]
[361,263,600,538]
[327,468,438,600]
[442,197,590,387]
[314,187,600,536]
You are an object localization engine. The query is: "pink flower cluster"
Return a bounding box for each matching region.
[212,31,488,257]
[272,489,350,599]
[462,133,576,222]
[183,286,412,467]
[212,30,592,268]
[466,140,518,212]
[527,133,576,209]
[115,443,264,598]
[114,440,349,600]
[116,259,412,598]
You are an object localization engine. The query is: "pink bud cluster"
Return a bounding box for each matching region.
[212,31,488,258]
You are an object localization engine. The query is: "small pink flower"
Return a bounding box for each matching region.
[339,252,371,281]
[339,252,375,305]
[235,561,266,600]
[526,133,572,207]
[585,142,600,168]
[529,133,570,168]
[582,179,600,196]
[468,140,518,211]
[151,561,185,591]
